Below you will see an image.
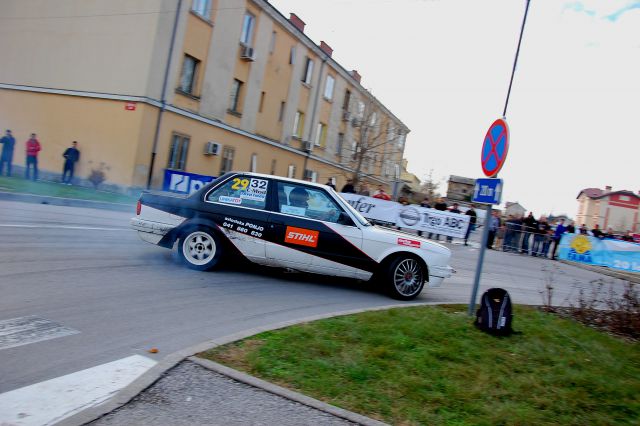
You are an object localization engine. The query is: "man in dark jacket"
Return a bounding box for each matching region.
[0,129,15,176]
[62,141,80,185]
[464,205,477,246]
[341,178,356,193]
[429,198,448,240]
[521,212,537,255]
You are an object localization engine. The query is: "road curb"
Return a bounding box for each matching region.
[0,191,134,213]
[58,301,441,426]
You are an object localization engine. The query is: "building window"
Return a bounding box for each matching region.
[250,153,257,172]
[269,31,277,54]
[259,91,266,113]
[220,146,235,175]
[240,12,255,46]
[229,79,243,113]
[278,101,286,122]
[342,90,351,111]
[370,112,377,126]
[324,75,335,100]
[270,159,277,175]
[397,133,406,150]
[168,134,190,170]
[314,123,327,147]
[336,133,344,156]
[292,111,304,138]
[302,57,314,84]
[287,164,296,179]
[289,46,296,64]
[357,101,365,119]
[191,0,211,18]
[179,55,200,95]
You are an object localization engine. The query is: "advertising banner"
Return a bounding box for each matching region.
[339,193,470,238]
[558,234,640,272]
[163,170,216,195]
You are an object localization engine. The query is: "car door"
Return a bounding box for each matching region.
[266,181,366,277]
[200,174,271,264]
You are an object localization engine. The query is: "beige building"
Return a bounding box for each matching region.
[504,202,526,218]
[0,0,408,192]
[576,186,640,232]
[446,175,475,202]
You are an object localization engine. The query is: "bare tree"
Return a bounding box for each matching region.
[420,169,441,201]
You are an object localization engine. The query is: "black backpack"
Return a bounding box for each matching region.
[474,288,513,336]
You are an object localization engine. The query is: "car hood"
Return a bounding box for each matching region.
[364,225,451,257]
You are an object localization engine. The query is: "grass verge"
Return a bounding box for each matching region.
[0,176,138,204]
[200,305,639,425]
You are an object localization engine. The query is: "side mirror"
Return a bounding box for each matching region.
[337,212,355,226]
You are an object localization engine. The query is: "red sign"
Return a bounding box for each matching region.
[398,238,420,248]
[285,226,319,248]
[125,102,137,111]
[481,118,509,177]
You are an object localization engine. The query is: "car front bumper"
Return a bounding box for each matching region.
[428,265,454,288]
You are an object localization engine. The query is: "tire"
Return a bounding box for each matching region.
[383,255,426,300]
[178,227,222,271]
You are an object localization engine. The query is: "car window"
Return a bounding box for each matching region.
[276,182,342,223]
[206,176,269,209]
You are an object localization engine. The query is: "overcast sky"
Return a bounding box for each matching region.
[269,0,640,217]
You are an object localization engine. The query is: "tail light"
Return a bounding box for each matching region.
[136,200,141,215]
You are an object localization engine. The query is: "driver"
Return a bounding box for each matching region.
[288,187,310,208]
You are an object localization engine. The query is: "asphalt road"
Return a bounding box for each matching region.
[0,199,615,395]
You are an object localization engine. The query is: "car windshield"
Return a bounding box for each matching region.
[329,187,371,226]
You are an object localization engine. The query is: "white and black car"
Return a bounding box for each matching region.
[131,172,453,300]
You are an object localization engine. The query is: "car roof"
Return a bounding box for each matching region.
[228,171,332,190]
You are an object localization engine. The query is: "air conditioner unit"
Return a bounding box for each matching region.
[302,140,313,152]
[303,169,315,180]
[342,111,350,121]
[204,141,221,156]
[240,45,255,61]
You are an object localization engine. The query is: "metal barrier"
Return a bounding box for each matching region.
[497,225,554,258]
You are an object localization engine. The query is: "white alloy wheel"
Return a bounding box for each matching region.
[179,229,221,270]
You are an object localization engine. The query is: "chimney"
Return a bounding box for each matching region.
[289,13,305,33]
[350,70,361,83]
[604,185,612,193]
[319,41,333,57]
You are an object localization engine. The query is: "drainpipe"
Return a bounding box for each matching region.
[303,57,327,177]
[146,0,183,189]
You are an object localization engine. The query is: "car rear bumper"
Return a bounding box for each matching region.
[130,218,175,245]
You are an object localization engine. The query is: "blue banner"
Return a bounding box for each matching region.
[162,170,216,195]
[558,234,640,273]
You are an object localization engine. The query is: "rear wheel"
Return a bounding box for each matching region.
[384,255,426,300]
[178,228,222,271]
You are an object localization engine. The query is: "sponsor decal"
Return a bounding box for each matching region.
[218,196,242,205]
[285,226,319,248]
[398,207,420,226]
[222,216,264,238]
[280,205,306,216]
[398,238,421,248]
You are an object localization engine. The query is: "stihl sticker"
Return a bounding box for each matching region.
[285,226,319,248]
[398,238,420,248]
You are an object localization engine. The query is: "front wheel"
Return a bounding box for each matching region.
[384,256,426,300]
[178,228,222,271]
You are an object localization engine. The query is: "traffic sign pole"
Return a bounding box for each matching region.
[468,203,493,316]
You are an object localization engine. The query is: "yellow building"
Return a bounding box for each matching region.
[0,0,409,194]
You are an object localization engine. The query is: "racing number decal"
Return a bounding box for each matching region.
[231,178,250,190]
[285,226,319,248]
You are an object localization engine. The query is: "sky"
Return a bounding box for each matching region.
[269,0,640,217]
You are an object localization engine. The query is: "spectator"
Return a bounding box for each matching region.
[25,133,41,181]
[464,205,477,246]
[446,203,462,243]
[603,227,616,239]
[372,185,391,201]
[429,198,448,240]
[358,183,370,196]
[62,141,80,185]
[495,220,506,251]
[591,224,603,238]
[397,195,410,205]
[0,129,15,177]
[486,211,501,249]
[420,198,431,208]
[341,179,356,193]
[532,216,551,257]
[324,178,336,190]
[551,219,566,260]
[622,231,635,242]
[566,221,576,234]
[521,212,537,255]
[579,224,590,235]
[503,215,517,252]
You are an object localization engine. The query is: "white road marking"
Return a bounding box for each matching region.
[0,355,157,426]
[0,224,128,231]
[0,316,80,351]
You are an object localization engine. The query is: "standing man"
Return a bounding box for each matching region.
[447,203,462,243]
[0,129,15,176]
[62,141,80,185]
[341,178,356,194]
[372,185,391,200]
[551,219,566,260]
[521,212,537,255]
[429,198,448,240]
[486,211,501,249]
[358,183,370,196]
[25,133,41,181]
[324,177,336,190]
[464,205,477,246]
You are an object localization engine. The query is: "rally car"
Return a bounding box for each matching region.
[131,172,453,300]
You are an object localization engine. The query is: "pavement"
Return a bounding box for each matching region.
[0,195,636,426]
